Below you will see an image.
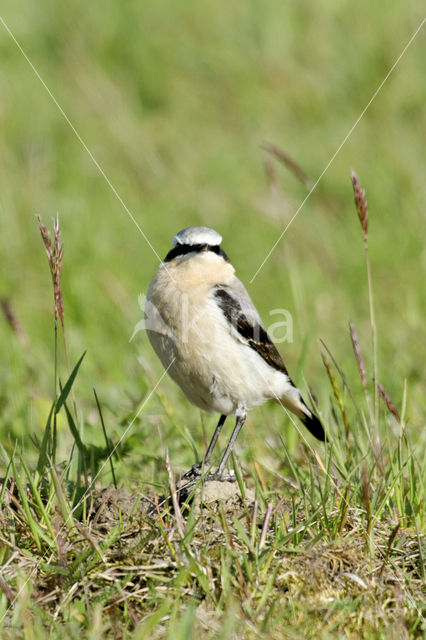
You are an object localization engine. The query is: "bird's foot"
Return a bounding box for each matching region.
[205,468,237,483]
[148,466,239,516]
[181,464,236,483]
[182,462,203,480]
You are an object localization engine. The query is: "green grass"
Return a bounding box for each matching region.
[0,1,425,637]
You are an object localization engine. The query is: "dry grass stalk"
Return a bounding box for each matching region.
[349,321,368,391]
[361,466,374,554]
[378,522,400,581]
[351,170,369,242]
[377,382,401,424]
[0,298,28,346]
[351,171,379,429]
[259,503,273,550]
[263,156,277,188]
[165,450,186,537]
[261,140,314,189]
[36,214,64,330]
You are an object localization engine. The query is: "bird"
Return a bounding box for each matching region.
[145,226,324,481]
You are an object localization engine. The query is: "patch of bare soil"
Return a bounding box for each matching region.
[90,479,255,530]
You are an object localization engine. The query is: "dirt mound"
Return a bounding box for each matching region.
[90,479,255,531]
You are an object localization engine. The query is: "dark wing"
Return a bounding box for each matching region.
[213,282,325,442]
[213,284,289,375]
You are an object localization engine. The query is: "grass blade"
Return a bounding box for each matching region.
[55,351,86,414]
[93,387,117,489]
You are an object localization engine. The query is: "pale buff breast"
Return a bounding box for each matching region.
[146,252,239,412]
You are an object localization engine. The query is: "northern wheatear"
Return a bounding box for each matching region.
[146,226,324,480]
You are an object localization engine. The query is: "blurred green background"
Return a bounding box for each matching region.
[0,1,425,480]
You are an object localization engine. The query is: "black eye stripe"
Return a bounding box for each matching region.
[164,244,230,263]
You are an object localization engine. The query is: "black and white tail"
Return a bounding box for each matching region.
[279,386,325,442]
[299,407,325,441]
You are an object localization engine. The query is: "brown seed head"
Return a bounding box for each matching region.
[349,321,367,391]
[261,140,314,189]
[377,382,401,424]
[37,214,64,329]
[351,170,369,242]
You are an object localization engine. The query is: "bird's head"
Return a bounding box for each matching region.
[164,226,230,263]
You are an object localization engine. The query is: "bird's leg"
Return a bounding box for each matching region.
[182,414,227,479]
[210,407,247,481]
[204,414,227,466]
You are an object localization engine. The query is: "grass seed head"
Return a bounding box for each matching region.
[262,140,314,189]
[349,321,367,391]
[37,214,64,329]
[377,382,401,424]
[351,170,369,242]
